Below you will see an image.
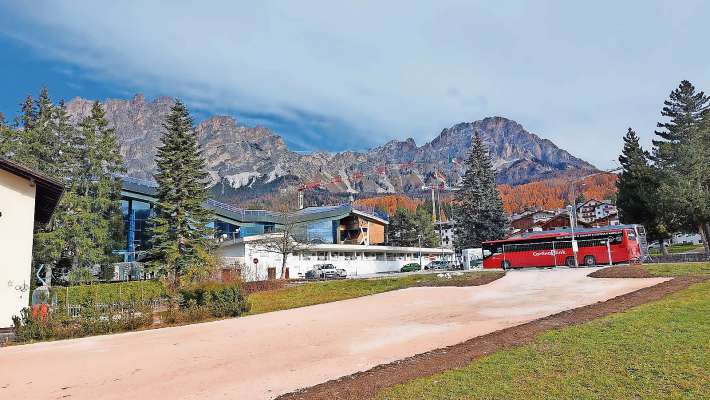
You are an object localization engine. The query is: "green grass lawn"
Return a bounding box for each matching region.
[375,263,710,400]
[645,262,710,277]
[649,243,704,255]
[377,280,710,400]
[247,271,502,315]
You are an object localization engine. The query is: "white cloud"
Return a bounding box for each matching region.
[2,1,710,167]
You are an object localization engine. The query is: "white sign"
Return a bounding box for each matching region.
[571,240,579,252]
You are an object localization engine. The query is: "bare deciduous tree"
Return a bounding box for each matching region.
[251,193,308,278]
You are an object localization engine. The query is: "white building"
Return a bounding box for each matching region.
[671,232,703,245]
[217,234,454,280]
[0,159,63,327]
[434,220,456,249]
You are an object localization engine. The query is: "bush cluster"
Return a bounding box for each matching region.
[179,282,250,318]
[51,280,166,307]
[12,299,153,343]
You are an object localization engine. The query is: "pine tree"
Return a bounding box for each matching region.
[20,95,36,130]
[33,99,125,275]
[388,207,420,246]
[652,80,709,168]
[149,100,214,286]
[616,128,669,252]
[663,115,710,255]
[412,204,440,247]
[454,132,508,249]
[652,80,710,250]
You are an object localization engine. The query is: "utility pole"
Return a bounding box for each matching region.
[418,234,423,271]
[566,205,579,267]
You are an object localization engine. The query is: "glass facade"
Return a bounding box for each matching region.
[305,219,337,244]
[120,198,154,262]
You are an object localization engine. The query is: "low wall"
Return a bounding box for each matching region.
[645,253,710,263]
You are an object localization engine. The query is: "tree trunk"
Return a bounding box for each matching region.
[659,239,669,256]
[699,222,710,256]
[281,254,288,279]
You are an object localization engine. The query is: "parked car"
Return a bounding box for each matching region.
[400,263,421,272]
[425,260,453,270]
[305,264,347,280]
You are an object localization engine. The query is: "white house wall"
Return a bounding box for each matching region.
[0,169,36,327]
[218,242,453,281]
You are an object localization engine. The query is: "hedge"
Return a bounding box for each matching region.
[51,280,167,306]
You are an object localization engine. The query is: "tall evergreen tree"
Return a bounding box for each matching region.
[662,115,710,255]
[388,207,421,247]
[387,203,439,247]
[149,100,214,286]
[652,80,710,250]
[33,100,126,274]
[454,132,508,249]
[652,80,709,168]
[616,128,669,252]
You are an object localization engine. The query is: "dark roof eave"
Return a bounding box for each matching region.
[0,158,65,224]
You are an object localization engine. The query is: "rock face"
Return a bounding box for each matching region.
[65,95,596,200]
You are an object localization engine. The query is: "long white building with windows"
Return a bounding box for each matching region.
[218,235,454,281]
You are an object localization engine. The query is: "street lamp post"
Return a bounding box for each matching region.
[418,234,423,271]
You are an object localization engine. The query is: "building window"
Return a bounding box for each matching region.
[376,253,385,261]
[364,252,377,260]
[317,252,329,261]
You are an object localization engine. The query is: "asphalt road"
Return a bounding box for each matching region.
[0,268,667,400]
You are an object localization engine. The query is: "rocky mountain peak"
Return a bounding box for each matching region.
[64,94,596,199]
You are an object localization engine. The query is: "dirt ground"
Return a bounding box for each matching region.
[278,275,706,400]
[0,269,668,400]
[587,264,652,278]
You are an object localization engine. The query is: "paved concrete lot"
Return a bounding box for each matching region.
[1,269,668,400]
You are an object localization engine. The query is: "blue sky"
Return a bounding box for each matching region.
[2,1,710,168]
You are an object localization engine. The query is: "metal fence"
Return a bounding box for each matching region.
[61,298,168,318]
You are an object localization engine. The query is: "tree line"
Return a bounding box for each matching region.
[617,80,710,255]
[1,89,215,287]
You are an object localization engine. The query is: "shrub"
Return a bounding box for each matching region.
[12,300,153,343]
[51,280,166,307]
[179,282,250,318]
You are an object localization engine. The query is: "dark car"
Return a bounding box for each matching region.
[400,263,421,272]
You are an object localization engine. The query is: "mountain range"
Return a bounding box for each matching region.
[65,94,596,202]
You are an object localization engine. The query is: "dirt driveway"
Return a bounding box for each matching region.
[0,269,667,400]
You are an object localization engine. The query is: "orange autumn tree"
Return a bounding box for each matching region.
[354,194,422,215]
[498,173,618,214]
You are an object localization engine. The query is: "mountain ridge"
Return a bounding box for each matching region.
[64,94,597,202]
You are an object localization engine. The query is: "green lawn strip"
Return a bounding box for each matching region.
[645,262,710,277]
[377,281,710,400]
[51,280,166,306]
[247,271,502,315]
[650,243,704,255]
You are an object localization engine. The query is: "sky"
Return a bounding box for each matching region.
[1,1,709,168]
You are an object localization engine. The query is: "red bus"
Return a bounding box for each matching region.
[482,225,644,269]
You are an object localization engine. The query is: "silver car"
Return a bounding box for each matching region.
[306,264,347,280]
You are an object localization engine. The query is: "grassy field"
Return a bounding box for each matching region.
[376,263,710,400]
[247,271,502,315]
[645,262,710,277]
[649,243,704,255]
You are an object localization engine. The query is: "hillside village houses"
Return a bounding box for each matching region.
[0,158,63,327]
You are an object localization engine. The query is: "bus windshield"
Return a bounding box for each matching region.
[482,243,502,258]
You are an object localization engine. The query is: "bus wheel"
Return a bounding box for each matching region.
[501,260,511,270]
[565,257,575,267]
[584,255,596,267]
